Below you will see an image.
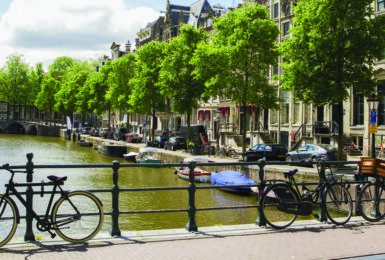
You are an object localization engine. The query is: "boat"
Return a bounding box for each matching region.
[210,170,257,194]
[97,142,127,157]
[174,157,213,183]
[123,151,139,162]
[136,147,162,164]
[78,140,93,147]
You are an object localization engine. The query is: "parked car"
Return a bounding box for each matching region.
[99,128,109,138]
[242,144,288,162]
[82,127,91,135]
[285,144,347,165]
[164,136,187,151]
[152,135,168,148]
[91,128,100,137]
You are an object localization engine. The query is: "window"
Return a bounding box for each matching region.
[274,3,279,18]
[353,88,364,125]
[293,100,300,124]
[304,104,311,124]
[379,0,385,11]
[378,80,385,125]
[283,22,290,36]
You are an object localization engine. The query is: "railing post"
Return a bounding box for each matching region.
[186,161,198,232]
[25,153,35,241]
[256,159,267,226]
[110,160,121,236]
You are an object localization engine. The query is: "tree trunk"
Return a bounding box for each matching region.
[242,102,247,153]
[152,107,156,142]
[187,112,191,145]
[337,101,344,161]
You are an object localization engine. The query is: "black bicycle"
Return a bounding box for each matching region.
[357,174,385,222]
[0,164,104,247]
[259,160,353,229]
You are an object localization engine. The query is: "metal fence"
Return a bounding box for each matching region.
[0,153,364,242]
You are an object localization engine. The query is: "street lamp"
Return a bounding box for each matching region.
[367,95,380,158]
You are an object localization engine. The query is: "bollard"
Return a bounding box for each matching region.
[255,159,267,227]
[110,160,121,236]
[72,132,76,142]
[78,133,81,141]
[25,153,35,241]
[185,161,198,232]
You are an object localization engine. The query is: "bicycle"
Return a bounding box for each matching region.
[259,160,353,229]
[357,168,385,222]
[0,163,104,247]
[215,145,239,159]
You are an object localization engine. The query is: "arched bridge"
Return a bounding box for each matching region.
[0,121,61,136]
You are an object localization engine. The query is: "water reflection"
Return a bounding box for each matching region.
[0,134,258,234]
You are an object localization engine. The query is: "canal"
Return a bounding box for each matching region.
[0,134,258,238]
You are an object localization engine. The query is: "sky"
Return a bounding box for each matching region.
[0,0,242,69]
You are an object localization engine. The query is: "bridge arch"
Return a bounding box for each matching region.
[25,125,37,135]
[5,122,25,134]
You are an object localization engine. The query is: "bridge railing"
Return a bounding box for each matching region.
[1,153,363,242]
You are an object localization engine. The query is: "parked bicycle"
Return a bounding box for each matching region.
[259,160,353,229]
[0,164,104,247]
[357,170,385,222]
[215,145,239,159]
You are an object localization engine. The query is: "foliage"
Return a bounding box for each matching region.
[130,41,167,140]
[106,53,137,112]
[160,24,209,143]
[280,0,385,158]
[35,74,59,123]
[193,3,280,152]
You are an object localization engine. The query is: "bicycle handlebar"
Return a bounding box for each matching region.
[2,164,28,174]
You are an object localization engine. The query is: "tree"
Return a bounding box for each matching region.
[35,74,59,124]
[106,53,137,124]
[160,24,209,144]
[193,3,280,152]
[1,54,30,120]
[130,41,167,141]
[280,0,385,159]
[55,60,93,119]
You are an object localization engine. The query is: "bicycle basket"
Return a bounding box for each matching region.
[359,157,385,177]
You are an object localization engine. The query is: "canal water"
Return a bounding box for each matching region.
[0,134,258,238]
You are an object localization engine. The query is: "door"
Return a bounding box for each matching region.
[263,109,269,131]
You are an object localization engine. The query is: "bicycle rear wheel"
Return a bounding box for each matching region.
[259,184,298,229]
[0,195,18,247]
[357,182,385,222]
[323,183,353,225]
[52,191,104,243]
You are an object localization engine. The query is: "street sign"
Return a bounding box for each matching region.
[369,125,378,134]
[370,111,377,124]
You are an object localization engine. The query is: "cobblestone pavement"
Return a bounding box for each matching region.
[2,218,385,260]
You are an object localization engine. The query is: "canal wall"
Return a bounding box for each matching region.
[60,129,354,184]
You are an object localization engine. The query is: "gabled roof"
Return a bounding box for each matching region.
[188,0,212,27]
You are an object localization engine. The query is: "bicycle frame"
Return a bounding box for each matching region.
[1,178,65,235]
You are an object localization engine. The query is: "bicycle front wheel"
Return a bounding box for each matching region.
[357,182,385,222]
[260,184,299,229]
[0,195,18,247]
[52,191,104,243]
[323,184,353,225]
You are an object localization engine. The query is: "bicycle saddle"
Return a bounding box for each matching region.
[47,175,67,182]
[283,169,298,178]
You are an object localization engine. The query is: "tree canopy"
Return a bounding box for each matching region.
[281,0,385,158]
[193,3,280,152]
[160,24,209,143]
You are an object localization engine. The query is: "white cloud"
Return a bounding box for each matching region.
[0,0,160,68]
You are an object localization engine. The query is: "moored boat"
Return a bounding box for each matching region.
[123,152,139,162]
[136,147,162,164]
[174,157,213,183]
[97,142,127,157]
[211,170,257,195]
[78,140,93,147]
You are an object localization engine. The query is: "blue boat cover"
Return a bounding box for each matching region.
[211,170,256,186]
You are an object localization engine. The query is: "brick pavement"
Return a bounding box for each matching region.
[2,218,385,260]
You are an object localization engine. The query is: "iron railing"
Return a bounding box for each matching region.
[0,153,364,242]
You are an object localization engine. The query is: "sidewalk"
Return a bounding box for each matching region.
[2,217,385,260]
